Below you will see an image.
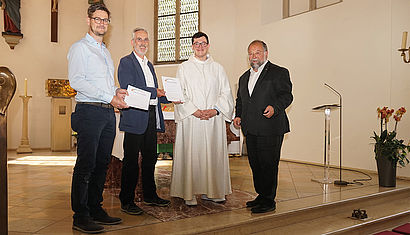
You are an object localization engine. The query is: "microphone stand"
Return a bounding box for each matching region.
[324,83,348,186]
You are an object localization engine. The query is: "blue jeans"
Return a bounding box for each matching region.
[71,104,116,219]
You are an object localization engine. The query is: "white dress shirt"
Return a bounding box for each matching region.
[133,51,158,105]
[248,60,268,96]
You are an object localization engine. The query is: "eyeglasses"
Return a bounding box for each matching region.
[134,38,149,43]
[193,42,208,47]
[91,17,110,25]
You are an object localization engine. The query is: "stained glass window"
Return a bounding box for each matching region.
[155,0,200,63]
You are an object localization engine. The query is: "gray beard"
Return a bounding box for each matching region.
[250,61,262,70]
[133,46,147,57]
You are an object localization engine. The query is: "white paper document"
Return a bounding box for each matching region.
[124,85,151,110]
[161,76,185,102]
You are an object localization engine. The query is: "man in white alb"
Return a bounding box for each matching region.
[170,32,234,206]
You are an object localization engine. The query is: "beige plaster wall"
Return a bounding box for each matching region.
[2,0,409,177]
[1,0,153,149]
[154,0,237,89]
[229,0,410,176]
[391,0,410,177]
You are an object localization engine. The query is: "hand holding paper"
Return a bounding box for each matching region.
[161,76,185,102]
[124,85,151,110]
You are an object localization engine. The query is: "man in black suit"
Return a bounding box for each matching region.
[118,28,170,216]
[233,40,293,214]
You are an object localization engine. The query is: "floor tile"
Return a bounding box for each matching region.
[5,150,410,234]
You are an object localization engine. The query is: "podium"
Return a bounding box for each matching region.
[311,104,340,184]
[51,97,72,151]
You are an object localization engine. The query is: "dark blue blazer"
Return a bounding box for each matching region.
[118,52,167,134]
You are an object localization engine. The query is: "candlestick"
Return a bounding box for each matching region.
[401,31,408,49]
[24,78,27,96]
[16,95,33,153]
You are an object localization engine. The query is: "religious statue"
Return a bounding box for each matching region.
[0,67,16,115]
[52,0,58,13]
[0,0,21,34]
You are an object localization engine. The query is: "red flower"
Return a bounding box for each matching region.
[377,106,407,127]
[396,107,406,116]
[378,107,388,119]
[400,107,406,113]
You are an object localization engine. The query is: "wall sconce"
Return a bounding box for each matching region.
[399,31,410,63]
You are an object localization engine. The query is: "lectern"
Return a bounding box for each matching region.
[312,104,340,184]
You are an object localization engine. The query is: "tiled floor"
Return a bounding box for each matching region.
[5,150,410,234]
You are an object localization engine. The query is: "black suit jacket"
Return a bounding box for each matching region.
[235,61,293,136]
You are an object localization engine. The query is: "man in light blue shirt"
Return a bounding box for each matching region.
[68,4,128,234]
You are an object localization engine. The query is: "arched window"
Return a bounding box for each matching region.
[154,0,200,64]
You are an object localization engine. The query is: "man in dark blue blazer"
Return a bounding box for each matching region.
[118,28,170,215]
[234,40,293,214]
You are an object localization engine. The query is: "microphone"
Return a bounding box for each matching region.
[324,83,348,186]
[324,83,341,100]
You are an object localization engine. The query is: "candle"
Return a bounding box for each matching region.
[401,31,408,49]
[24,78,27,96]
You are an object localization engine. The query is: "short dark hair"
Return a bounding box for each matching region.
[88,3,110,18]
[248,40,268,52]
[192,32,209,44]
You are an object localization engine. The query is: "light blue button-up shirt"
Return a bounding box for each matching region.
[68,33,117,103]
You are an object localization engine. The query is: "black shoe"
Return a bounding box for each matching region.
[143,196,171,207]
[121,203,143,215]
[251,204,276,214]
[246,196,262,208]
[73,217,105,234]
[91,207,122,225]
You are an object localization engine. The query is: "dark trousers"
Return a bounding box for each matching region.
[119,106,158,205]
[71,104,116,219]
[246,134,284,206]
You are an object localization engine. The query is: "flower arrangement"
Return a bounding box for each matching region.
[372,107,410,167]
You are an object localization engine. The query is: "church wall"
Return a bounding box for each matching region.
[390,0,410,177]
[231,0,410,177]
[1,0,153,149]
[2,0,409,177]
[153,0,237,92]
[152,0,410,177]
[1,0,88,149]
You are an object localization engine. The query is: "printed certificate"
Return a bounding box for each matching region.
[161,76,185,102]
[124,85,151,110]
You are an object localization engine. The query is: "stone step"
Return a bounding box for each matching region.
[192,187,410,234]
[325,210,410,235]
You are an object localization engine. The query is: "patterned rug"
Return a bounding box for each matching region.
[107,164,256,222]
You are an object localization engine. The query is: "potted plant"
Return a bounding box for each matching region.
[372,107,410,187]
